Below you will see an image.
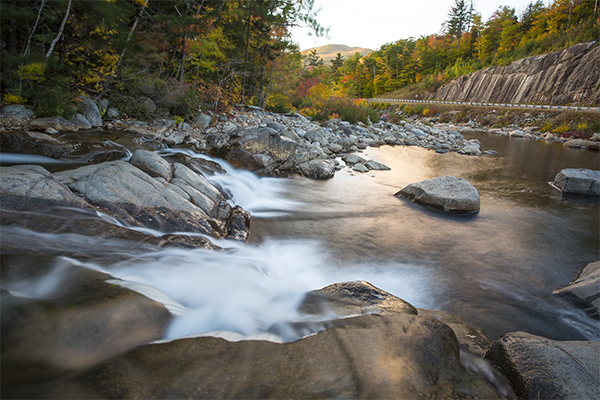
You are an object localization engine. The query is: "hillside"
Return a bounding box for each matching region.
[301,44,372,62]
[432,41,600,105]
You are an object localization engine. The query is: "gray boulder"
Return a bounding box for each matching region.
[299,281,418,317]
[552,168,600,196]
[305,128,329,146]
[396,176,480,212]
[485,331,600,400]
[280,129,301,143]
[105,107,120,119]
[342,153,366,165]
[0,130,74,159]
[229,127,299,162]
[462,145,482,156]
[365,160,391,170]
[69,313,505,399]
[137,97,157,115]
[77,95,103,127]
[130,149,172,180]
[55,161,237,238]
[554,260,600,319]
[194,112,212,129]
[0,165,90,211]
[294,159,335,179]
[71,113,92,130]
[0,104,34,127]
[98,99,109,117]
[353,163,369,173]
[29,117,78,132]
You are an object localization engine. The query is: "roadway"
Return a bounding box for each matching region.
[366,98,600,113]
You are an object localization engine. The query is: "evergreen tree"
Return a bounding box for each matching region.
[446,0,475,52]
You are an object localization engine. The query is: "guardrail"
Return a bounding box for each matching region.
[364,98,600,113]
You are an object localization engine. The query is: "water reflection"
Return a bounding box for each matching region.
[250,135,599,341]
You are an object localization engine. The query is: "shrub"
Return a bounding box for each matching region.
[553,123,571,134]
[3,92,27,105]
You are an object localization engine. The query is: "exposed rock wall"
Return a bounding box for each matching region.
[433,41,600,105]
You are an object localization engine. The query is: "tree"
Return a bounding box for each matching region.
[445,0,475,52]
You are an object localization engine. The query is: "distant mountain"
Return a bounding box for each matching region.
[301,44,372,62]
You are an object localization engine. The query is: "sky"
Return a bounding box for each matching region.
[292,0,539,51]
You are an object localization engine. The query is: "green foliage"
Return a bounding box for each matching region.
[298,97,379,124]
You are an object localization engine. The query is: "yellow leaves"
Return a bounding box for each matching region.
[135,0,148,7]
[4,93,27,105]
[17,63,46,82]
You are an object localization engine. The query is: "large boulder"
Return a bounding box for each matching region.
[299,281,418,316]
[0,165,90,211]
[1,260,171,388]
[29,117,79,132]
[229,126,299,161]
[552,168,600,196]
[67,313,505,399]
[553,260,600,320]
[293,159,336,179]
[0,104,35,128]
[77,95,102,127]
[0,130,74,159]
[54,160,241,239]
[485,331,600,400]
[396,176,481,212]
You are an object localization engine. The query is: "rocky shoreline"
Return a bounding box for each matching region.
[1,102,599,399]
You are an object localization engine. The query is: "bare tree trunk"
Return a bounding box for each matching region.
[46,0,72,59]
[179,50,187,83]
[262,61,275,108]
[22,0,47,57]
[241,14,251,103]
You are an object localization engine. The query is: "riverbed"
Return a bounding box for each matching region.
[2,131,599,345]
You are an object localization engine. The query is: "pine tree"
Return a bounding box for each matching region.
[446,0,475,52]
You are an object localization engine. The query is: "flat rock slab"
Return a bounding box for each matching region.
[396,175,480,212]
[0,165,90,211]
[552,168,600,196]
[68,314,505,399]
[485,331,600,400]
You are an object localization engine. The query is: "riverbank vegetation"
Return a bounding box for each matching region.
[1,0,598,124]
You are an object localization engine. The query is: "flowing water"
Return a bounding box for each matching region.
[2,132,599,344]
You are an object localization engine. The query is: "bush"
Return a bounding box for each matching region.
[297,96,379,124]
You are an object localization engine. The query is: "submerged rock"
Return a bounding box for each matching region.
[552,168,600,196]
[554,260,600,320]
[0,258,171,388]
[485,331,600,400]
[396,175,480,212]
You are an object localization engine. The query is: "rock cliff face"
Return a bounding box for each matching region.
[433,41,600,105]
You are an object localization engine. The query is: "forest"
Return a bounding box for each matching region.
[1,0,598,123]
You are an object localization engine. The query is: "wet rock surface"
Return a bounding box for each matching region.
[554,260,600,319]
[396,175,481,212]
[552,168,600,196]
[65,313,505,400]
[485,331,600,400]
[1,256,171,390]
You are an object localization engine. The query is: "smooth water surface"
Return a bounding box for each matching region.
[250,133,600,340]
[2,132,599,343]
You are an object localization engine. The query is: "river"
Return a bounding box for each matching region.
[2,131,599,344]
